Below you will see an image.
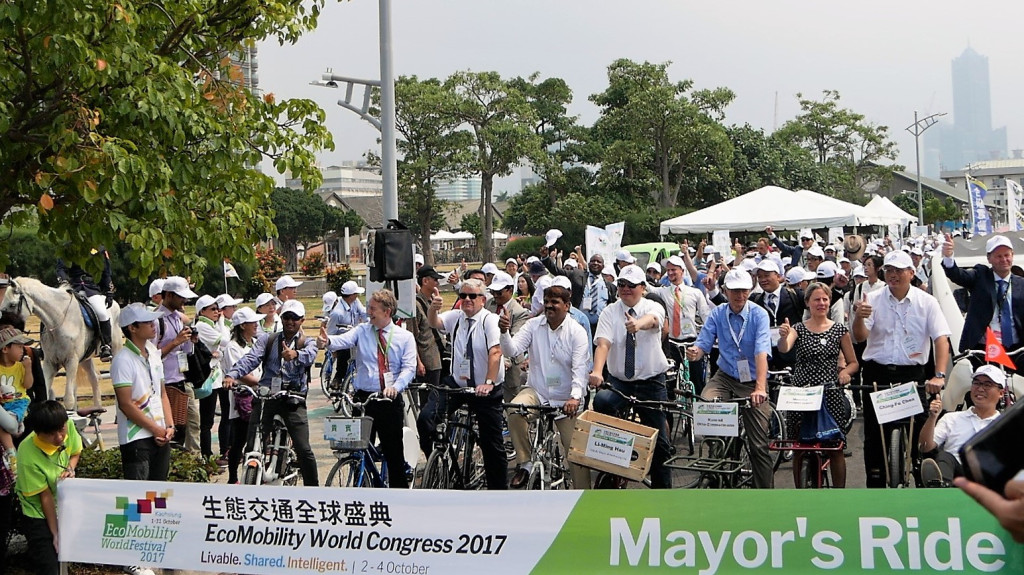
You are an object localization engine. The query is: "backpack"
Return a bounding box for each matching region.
[158,317,211,386]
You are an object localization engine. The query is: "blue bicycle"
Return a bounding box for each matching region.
[324,393,399,488]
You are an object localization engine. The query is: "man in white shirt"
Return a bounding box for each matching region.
[317,289,416,488]
[327,280,367,389]
[499,281,591,489]
[423,279,508,489]
[919,365,1004,486]
[659,256,710,390]
[587,265,673,488]
[853,250,951,488]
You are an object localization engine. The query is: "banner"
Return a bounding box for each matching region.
[1007,179,1023,232]
[967,176,993,236]
[59,480,1023,574]
[712,230,732,257]
[827,227,844,247]
[585,221,625,265]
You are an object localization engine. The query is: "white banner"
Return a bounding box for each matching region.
[869,382,924,425]
[1008,179,1023,232]
[585,221,625,265]
[827,227,844,247]
[693,402,739,437]
[887,224,900,241]
[711,230,731,257]
[776,386,824,412]
[59,479,581,575]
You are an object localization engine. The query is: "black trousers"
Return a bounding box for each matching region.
[227,417,249,483]
[200,391,217,457]
[353,390,408,488]
[216,387,231,456]
[120,436,171,481]
[416,377,507,490]
[22,516,59,575]
[261,399,319,486]
[860,361,928,488]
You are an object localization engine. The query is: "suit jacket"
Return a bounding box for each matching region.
[486,297,529,389]
[771,237,804,268]
[542,256,586,308]
[942,262,1024,352]
[751,286,804,368]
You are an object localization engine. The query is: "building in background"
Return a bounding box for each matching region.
[924,47,1008,176]
[286,161,383,198]
[940,159,1024,227]
[435,176,482,201]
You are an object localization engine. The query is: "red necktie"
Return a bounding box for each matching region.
[672,287,682,339]
[377,328,389,391]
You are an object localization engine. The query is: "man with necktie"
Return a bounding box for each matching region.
[658,256,710,392]
[749,259,804,370]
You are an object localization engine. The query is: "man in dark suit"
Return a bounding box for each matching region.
[750,259,804,370]
[941,234,1024,368]
[541,245,586,308]
[766,226,815,269]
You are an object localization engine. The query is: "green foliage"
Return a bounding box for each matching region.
[0,0,333,282]
[5,227,57,280]
[893,191,960,226]
[271,187,363,271]
[724,124,826,199]
[253,246,286,294]
[500,236,547,261]
[459,212,482,238]
[324,263,353,294]
[300,251,326,276]
[76,446,220,483]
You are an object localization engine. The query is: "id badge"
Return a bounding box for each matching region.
[545,375,560,391]
[581,300,591,312]
[737,357,752,382]
[176,351,189,372]
[770,327,781,347]
[382,372,396,389]
[271,376,283,392]
[456,359,472,383]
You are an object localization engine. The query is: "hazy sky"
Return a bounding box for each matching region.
[257,0,1024,192]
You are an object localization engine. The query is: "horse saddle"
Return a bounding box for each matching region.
[71,290,100,331]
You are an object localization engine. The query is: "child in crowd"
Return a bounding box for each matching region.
[0,326,35,474]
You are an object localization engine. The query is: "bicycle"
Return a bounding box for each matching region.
[318,325,355,415]
[665,340,698,455]
[417,383,486,490]
[71,405,107,451]
[850,382,932,488]
[502,402,572,490]
[324,393,409,488]
[236,385,302,486]
[665,395,760,489]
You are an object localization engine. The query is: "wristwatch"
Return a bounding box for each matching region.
[484,379,495,386]
[934,372,946,379]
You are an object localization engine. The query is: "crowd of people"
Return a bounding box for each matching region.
[3,225,1024,575]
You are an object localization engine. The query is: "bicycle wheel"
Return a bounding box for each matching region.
[666,455,707,489]
[887,427,907,488]
[326,457,373,488]
[593,472,629,489]
[422,450,453,489]
[242,464,260,486]
[767,404,786,471]
[798,454,816,489]
[319,354,334,400]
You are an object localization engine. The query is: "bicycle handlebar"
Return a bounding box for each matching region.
[232,385,305,401]
[340,392,392,411]
[502,402,563,415]
[952,348,1024,363]
[597,382,695,411]
[411,382,478,395]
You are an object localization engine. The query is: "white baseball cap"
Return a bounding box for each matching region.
[815,261,838,279]
[564,258,579,268]
[799,229,814,240]
[321,291,338,312]
[617,265,646,285]
[118,303,165,328]
[739,258,757,272]
[545,229,563,247]
[525,256,540,264]
[615,249,636,264]
[973,364,1007,387]
[646,261,661,273]
[852,267,868,278]
[756,259,781,274]
[488,271,515,291]
[216,294,243,309]
[280,299,306,317]
[254,293,276,308]
[275,275,303,291]
[909,247,924,256]
[806,246,825,258]
[481,262,499,275]
[781,256,792,266]
[665,255,685,269]
[194,294,218,314]
[339,280,365,296]
[505,258,518,266]
[883,251,915,270]
[724,268,754,290]
[162,276,197,299]
[824,244,837,253]
[601,265,615,277]
[414,253,424,265]
[549,276,572,291]
[785,267,808,285]
[231,306,266,326]
[148,278,165,299]
[986,235,1013,254]
[703,246,716,254]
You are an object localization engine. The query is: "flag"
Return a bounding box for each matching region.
[985,327,1016,370]
[966,175,993,236]
[1007,179,1023,232]
[223,261,239,279]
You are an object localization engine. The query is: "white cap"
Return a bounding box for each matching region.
[703,246,716,254]
[321,291,338,312]
[973,364,1007,387]
[481,262,499,275]
[852,267,867,278]
[216,294,243,309]
[602,265,615,277]
[545,229,563,247]
[118,303,164,328]
[148,279,165,299]
[231,306,265,326]
[339,280,365,296]
[786,267,807,285]
[549,276,572,291]
[534,275,553,294]
[646,261,661,273]
[564,258,578,268]
[279,299,306,317]
[900,244,911,252]
[723,254,736,266]
[254,293,275,308]
[986,235,1013,254]
[838,257,850,264]
[615,249,636,264]
[617,265,646,285]
[194,294,218,314]
[724,268,754,290]
[799,228,814,240]
[824,244,837,253]
[275,275,303,291]
[739,258,757,272]
[816,261,838,279]
[525,256,540,264]
[883,251,914,270]
[665,255,685,269]
[162,276,197,299]
[505,258,518,266]
[806,246,825,258]
[756,259,781,274]
[781,256,792,266]
[909,247,923,256]
[488,271,515,291]
[414,253,424,265]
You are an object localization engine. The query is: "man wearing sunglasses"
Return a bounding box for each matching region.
[588,265,674,488]
[424,279,507,489]
[767,226,815,269]
[486,272,529,401]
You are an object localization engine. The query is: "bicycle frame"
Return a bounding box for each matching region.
[504,402,571,490]
[239,389,300,486]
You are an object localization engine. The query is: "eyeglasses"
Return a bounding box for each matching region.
[458,293,483,300]
[971,379,1002,390]
[882,267,907,274]
[281,313,303,321]
[616,281,640,289]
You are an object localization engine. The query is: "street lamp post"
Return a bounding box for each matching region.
[905,110,946,228]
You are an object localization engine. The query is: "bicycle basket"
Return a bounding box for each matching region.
[165,385,190,425]
[324,416,373,451]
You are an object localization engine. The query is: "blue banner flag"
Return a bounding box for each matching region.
[967,176,992,236]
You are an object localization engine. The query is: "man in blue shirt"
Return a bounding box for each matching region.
[317,289,416,488]
[225,299,319,485]
[688,269,775,488]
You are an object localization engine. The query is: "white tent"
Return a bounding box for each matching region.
[430,230,459,241]
[492,231,508,240]
[864,195,917,226]
[659,185,859,235]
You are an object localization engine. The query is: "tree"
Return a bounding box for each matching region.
[590,59,735,209]
[893,191,961,227]
[446,71,543,262]
[510,74,580,208]
[0,1,333,283]
[725,124,827,198]
[775,90,900,205]
[271,188,362,271]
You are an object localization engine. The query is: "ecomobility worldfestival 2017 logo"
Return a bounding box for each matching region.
[102,489,182,551]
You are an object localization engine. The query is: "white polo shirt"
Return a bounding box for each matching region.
[933,407,1000,464]
[595,297,669,381]
[500,315,590,405]
[110,340,167,445]
[438,308,504,387]
[861,287,951,365]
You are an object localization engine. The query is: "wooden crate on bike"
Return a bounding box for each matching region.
[567,411,658,482]
[324,416,373,451]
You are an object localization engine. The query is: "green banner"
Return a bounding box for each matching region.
[535,490,1023,574]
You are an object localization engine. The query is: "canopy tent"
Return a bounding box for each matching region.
[492,231,508,240]
[864,195,917,226]
[659,185,859,235]
[429,230,460,241]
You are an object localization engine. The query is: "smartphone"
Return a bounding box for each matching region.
[959,398,1024,493]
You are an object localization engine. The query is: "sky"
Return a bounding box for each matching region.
[256,0,1024,194]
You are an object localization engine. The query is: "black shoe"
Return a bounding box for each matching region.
[920,458,944,487]
[510,467,529,489]
[99,344,112,361]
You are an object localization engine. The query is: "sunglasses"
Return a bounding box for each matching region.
[458,293,483,300]
[281,313,303,321]
[616,280,640,289]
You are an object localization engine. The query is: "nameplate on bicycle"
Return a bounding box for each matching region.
[583,425,635,468]
[776,385,824,412]
[323,417,364,442]
[869,382,924,425]
[693,402,739,437]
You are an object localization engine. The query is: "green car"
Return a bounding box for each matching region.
[622,242,681,269]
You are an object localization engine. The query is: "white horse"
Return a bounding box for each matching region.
[0,277,122,410]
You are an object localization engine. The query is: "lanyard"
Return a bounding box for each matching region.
[726,303,748,350]
[126,340,157,396]
[376,326,395,358]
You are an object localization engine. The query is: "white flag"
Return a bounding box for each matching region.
[223,261,239,279]
[1007,179,1023,232]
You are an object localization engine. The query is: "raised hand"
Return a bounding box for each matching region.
[498,308,511,332]
[430,287,444,311]
[943,233,955,259]
[854,293,872,320]
[778,317,791,339]
[316,324,328,349]
[281,339,298,361]
[624,312,638,334]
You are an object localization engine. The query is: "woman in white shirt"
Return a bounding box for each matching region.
[223,307,264,484]
[193,295,227,459]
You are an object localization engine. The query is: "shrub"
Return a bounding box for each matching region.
[500,236,546,261]
[324,263,353,294]
[76,447,220,483]
[252,246,286,293]
[300,251,326,276]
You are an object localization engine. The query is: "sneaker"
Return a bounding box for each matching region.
[920,458,943,487]
[99,344,113,362]
[124,567,156,575]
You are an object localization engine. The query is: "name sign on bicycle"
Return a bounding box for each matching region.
[869,382,924,425]
[583,425,636,468]
[776,386,824,412]
[693,402,739,437]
